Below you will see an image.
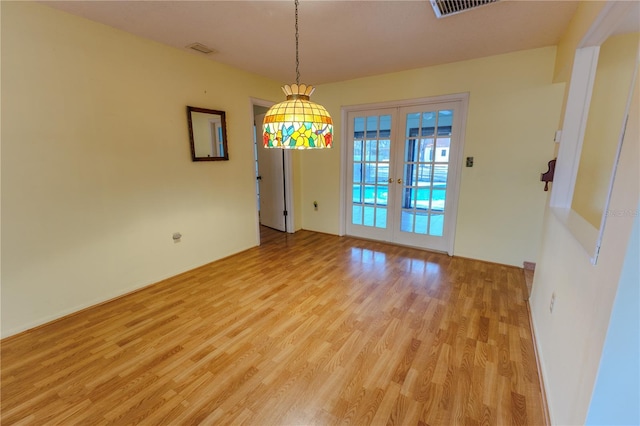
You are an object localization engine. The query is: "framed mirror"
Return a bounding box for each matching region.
[187,106,229,161]
[550,2,639,264]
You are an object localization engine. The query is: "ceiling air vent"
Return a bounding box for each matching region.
[430,0,499,18]
[186,42,216,55]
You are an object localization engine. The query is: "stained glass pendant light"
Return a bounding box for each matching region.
[262,0,333,149]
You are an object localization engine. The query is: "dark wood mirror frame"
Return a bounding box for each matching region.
[187,106,229,161]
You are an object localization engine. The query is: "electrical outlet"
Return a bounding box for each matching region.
[549,292,556,313]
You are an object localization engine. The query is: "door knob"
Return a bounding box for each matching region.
[397,179,402,184]
[387,178,393,183]
[257,175,262,181]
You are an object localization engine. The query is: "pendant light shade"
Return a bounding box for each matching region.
[263,83,333,149]
[262,0,333,150]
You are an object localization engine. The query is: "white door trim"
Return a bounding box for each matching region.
[340,93,469,255]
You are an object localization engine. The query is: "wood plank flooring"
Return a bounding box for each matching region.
[1,227,545,425]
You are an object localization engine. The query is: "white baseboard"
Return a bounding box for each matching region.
[527,301,552,426]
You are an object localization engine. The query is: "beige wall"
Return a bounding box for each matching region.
[553,1,607,85]
[531,5,640,424]
[1,2,281,337]
[551,0,606,145]
[531,71,639,425]
[301,47,565,266]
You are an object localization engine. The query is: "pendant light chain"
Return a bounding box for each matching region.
[295,0,300,85]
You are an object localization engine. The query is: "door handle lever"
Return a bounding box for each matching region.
[257,176,262,181]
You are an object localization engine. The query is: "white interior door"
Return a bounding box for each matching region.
[345,98,466,254]
[255,113,286,231]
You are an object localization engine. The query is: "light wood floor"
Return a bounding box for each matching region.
[1,227,544,425]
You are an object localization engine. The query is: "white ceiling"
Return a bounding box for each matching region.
[45,0,580,85]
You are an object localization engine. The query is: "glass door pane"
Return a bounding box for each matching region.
[400,109,453,236]
[346,109,396,242]
[351,114,392,229]
[393,103,461,253]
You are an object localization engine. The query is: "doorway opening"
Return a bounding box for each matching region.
[251,99,295,244]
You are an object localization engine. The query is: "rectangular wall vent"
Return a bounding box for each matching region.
[186,43,216,55]
[430,0,499,18]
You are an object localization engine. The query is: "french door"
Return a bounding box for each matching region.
[345,98,466,254]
